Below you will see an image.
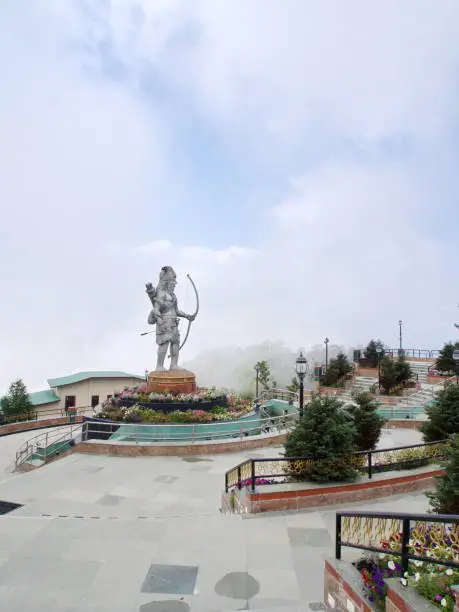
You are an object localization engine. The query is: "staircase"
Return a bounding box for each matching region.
[406,360,433,385]
[15,424,84,471]
[339,376,378,404]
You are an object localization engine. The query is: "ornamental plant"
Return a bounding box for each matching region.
[421,384,459,443]
[284,395,358,481]
[346,391,385,451]
[356,524,459,611]
[427,435,459,514]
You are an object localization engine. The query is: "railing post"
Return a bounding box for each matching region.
[401,517,410,578]
[335,514,342,559]
[237,465,242,490]
[251,460,256,492]
[225,472,229,493]
[368,452,372,479]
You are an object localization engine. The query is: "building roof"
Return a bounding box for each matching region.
[29,390,60,406]
[47,371,144,388]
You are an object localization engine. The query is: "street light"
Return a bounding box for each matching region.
[324,338,329,372]
[254,363,260,398]
[453,350,459,385]
[376,347,382,391]
[295,352,308,418]
[398,320,403,357]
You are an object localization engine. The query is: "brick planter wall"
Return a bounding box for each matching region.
[245,470,443,513]
[385,420,422,430]
[385,578,437,612]
[324,559,373,611]
[325,560,438,612]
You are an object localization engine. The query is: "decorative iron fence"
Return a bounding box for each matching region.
[224,439,449,493]
[336,511,459,577]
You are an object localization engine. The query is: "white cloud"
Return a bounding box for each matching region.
[1,1,458,394]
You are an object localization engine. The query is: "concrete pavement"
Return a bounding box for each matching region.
[0,426,427,611]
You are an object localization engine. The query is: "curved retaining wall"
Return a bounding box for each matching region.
[75,431,288,456]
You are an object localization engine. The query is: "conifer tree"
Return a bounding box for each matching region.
[284,395,358,481]
[421,383,459,442]
[427,435,459,514]
[347,391,385,451]
[0,379,33,418]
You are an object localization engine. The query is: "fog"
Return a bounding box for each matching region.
[183,340,355,393]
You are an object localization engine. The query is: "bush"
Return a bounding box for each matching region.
[427,435,459,514]
[347,392,385,451]
[436,342,459,374]
[284,395,358,482]
[421,383,459,442]
[320,352,353,387]
[363,339,385,368]
[379,356,412,394]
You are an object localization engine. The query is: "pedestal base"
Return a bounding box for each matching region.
[147,369,197,395]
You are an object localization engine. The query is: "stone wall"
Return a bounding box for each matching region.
[75,431,287,456]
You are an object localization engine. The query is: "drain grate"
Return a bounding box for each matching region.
[0,500,23,515]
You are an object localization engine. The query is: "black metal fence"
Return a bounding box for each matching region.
[336,511,459,576]
[224,440,449,493]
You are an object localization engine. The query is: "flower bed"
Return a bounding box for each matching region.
[95,385,253,424]
[355,526,459,611]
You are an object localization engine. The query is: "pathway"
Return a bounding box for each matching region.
[0,427,426,611]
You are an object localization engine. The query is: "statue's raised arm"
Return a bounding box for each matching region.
[145,266,198,371]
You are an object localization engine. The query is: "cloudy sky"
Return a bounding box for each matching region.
[1,0,459,393]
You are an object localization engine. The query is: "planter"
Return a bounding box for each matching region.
[117,397,228,413]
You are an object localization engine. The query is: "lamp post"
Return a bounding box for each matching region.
[398,320,403,357]
[324,338,329,372]
[254,363,260,398]
[453,350,459,385]
[376,347,382,391]
[144,369,148,382]
[296,352,308,418]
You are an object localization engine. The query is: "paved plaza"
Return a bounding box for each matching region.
[0,426,426,611]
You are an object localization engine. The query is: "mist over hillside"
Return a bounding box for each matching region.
[183,340,355,393]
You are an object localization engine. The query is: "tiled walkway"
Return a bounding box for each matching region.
[0,427,427,611]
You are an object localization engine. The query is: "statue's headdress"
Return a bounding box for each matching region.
[159,266,176,282]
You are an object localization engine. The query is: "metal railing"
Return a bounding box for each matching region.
[255,388,299,403]
[336,511,459,577]
[386,348,440,359]
[224,439,449,492]
[15,424,84,470]
[1,405,93,428]
[83,410,299,443]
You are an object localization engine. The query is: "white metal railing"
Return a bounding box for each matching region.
[15,424,84,470]
[256,388,299,403]
[84,410,300,444]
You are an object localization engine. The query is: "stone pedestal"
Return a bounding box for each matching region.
[147,369,197,395]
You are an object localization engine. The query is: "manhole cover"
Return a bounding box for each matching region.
[0,500,22,515]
